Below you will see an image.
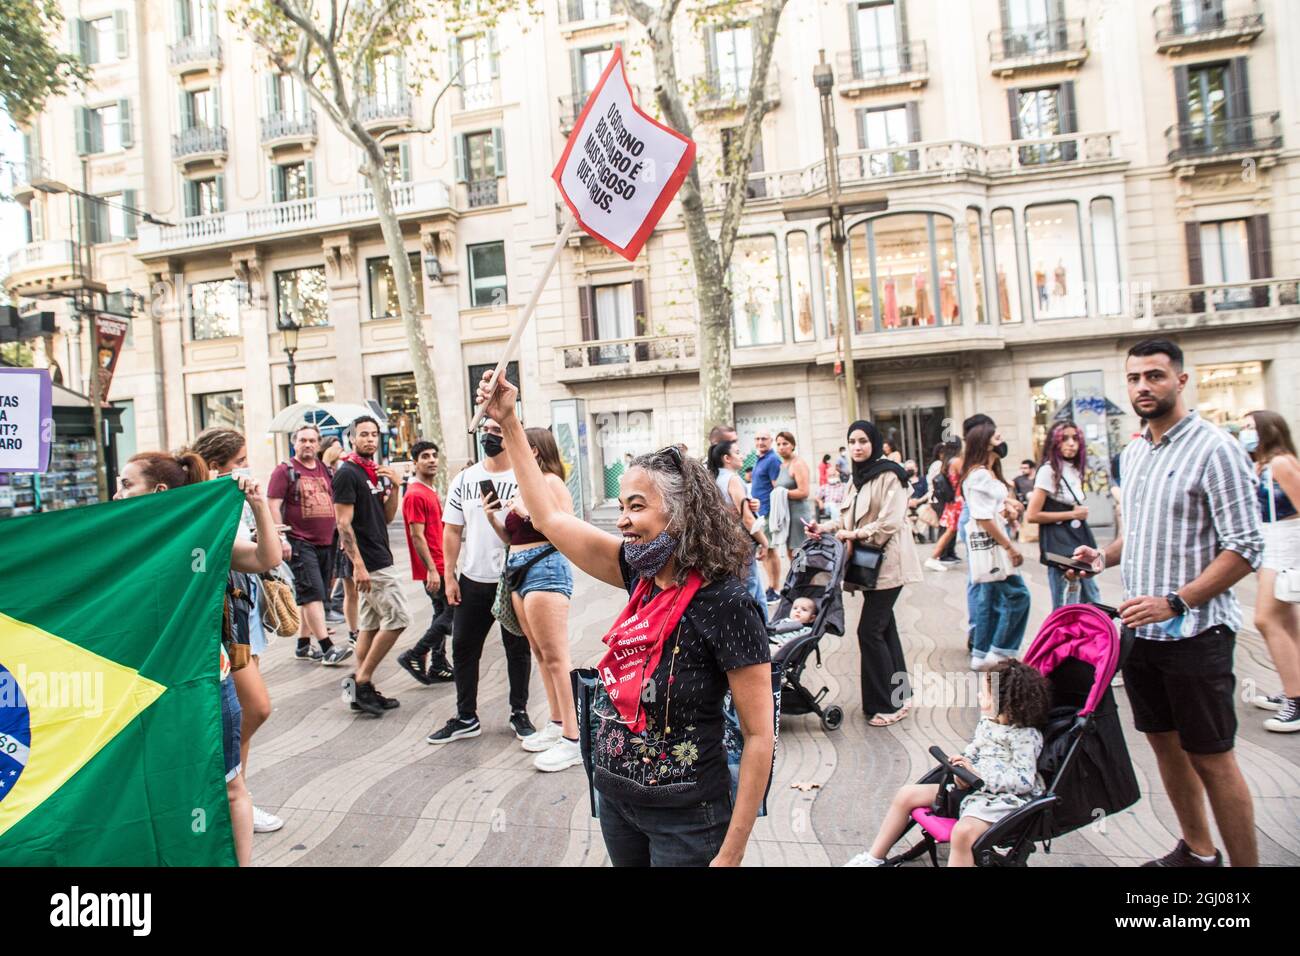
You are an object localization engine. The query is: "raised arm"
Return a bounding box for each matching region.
[477,371,623,588]
[231,476,281,573]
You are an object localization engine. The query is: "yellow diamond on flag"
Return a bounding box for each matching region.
[0,611,166,840]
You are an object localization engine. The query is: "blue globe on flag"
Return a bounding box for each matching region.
[0,662,31,803]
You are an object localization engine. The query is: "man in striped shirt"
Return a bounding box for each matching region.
[1077,338,1262,868]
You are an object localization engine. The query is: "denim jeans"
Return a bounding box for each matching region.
[1046,564,1101,610]
[970,575,1031,661]
[599,792,733,867]
[746,551,767,622]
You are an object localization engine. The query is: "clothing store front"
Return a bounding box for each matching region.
[840,212,962,331]
[869,385,949,465]
[1194,361,1264,425]
[1025,202,1087,320]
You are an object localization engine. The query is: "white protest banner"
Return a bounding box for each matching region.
[0,368,53,473]
[467,45,696,431]
[553,46,695,261]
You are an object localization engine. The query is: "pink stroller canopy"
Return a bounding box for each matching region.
[1022,604,1120,717]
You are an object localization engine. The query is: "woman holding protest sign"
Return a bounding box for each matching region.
[474,370,773,867]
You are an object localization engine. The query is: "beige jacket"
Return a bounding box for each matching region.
[837,471,923,591]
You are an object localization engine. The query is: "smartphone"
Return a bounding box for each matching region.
[478,479,498,505]
[1044,552,1095,573]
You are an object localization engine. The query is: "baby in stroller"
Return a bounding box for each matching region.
[847,661,1051,867]
[768,597,817,646]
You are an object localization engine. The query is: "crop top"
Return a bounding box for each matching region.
[504,510,549,546]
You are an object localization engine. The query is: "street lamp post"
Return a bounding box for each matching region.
[279,319,301,397]
[813,51,859,424]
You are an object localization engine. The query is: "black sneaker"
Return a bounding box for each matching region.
[425,654,454,682]
[509,710,537,740]
[322,644,354,667]
[426,716,481,744]
[764,589,780,603]
[347,631,358,647]
[1264,696,1300,733]
[1141,839,1223,867]
[396,650,431,685]
[294,645,323,662]
[372,686,400,710]
[352,681,387,717]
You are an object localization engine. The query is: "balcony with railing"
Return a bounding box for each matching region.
[459,80,500,112]
[3,240,105,298]
[464,178,501,208]
[701,131,1122,206]
[172,125,228,166]
[1154,0,1263,53]
[835,42,929,95]
[988,18,1088,75]
[695,64,781,115]
[260,110,317,148]
[135,179,453,256]
[558,0,626,34]
[358,92,413,130]
[555,333,697,383]
[10,156,51,203]
[1165,112,1281,163]
[169,34,223,74]
[1137,276,1299,327]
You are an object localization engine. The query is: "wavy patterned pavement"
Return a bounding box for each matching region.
[250,530,1299,867]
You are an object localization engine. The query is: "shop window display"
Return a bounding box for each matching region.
[377,373,420,459]
[991,208,1023,323]
[870,212,959,329]
[1026,202,1086,319]
[731,235,783,347]
[1090,198,1123,316]
[1195,361,1264,426]
[786,231,817,342]
[967,208,989,324]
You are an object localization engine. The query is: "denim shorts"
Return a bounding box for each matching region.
[507,546,573,599]
[220,676,242,783]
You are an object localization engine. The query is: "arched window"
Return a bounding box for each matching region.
[785,231,817,342]
[967,207,989,325]
[1025,201,1086,319]
[991,207,1023,323]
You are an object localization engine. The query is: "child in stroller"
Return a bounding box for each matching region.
[847,661,1051,867]
[769,536,848,731]
[769,597,817,646]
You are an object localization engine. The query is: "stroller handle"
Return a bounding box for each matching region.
[928,745,983,791]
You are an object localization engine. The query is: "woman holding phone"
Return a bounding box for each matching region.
[1026,420,1100,609]
[475,371,773,867]
[807,421,919,726]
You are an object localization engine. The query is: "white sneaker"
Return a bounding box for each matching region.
[252,806,284,833]
[924,558,949,572]
[1264,697,1300,733]
[533,736,582,772]
[1252,692,1284,711]
[521,721,564,753]
[844,851,883,867]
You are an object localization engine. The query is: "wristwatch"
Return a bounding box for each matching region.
[1165,592,1189,616]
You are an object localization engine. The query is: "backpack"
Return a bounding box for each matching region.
[278,461,302,505]
[932,469,956,506]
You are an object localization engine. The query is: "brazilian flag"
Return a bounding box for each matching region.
[0,479,245,865]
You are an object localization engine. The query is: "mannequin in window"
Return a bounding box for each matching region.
[939,262,957,324]
[1035,262,1048,310]
[997,262,1012,322]
[883,270,899,328]
[1053,258,1067,300]
[744,286,762,344]
[796,291,814,338]
[913,268,930,326]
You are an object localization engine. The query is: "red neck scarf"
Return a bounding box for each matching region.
[597,571,704,733]
[342,451,378,485]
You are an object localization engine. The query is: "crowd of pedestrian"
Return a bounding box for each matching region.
[114,331,1297,868]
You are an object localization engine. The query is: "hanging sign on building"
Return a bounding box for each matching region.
[553,46,696,261]
[0,368,53,473]
[94,315,129,400]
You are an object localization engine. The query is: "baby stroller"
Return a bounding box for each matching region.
[768,536,847,731]
[884,603,1141,867]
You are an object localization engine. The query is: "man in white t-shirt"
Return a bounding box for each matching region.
[425,418,535,745]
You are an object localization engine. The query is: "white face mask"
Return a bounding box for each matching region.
[1238,429,1259,453]
[229,467,253,481]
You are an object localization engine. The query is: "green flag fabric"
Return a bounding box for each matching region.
[0,479,246,865]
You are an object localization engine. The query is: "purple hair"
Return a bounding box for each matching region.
[1042,420,1086,494]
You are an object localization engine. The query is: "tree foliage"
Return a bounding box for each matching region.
[0,0,88,127]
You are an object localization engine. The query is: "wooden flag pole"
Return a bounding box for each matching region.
[467,212,577,433]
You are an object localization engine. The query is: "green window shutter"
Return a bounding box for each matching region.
[175,0,192,38]
[266,73,280,113]
[570,49,584,95]
[455,134,467,182]
[1007,87,1022,139]
[183,180,198,218]
[399,142,411,182]
[905,102,921,142]
[89,108,104,153]
[304,160,316,197]
[215,174,226,212]
[75,107,91,155]
[704,25,718,81]
[88,198,106,244]
[212,89,222,127]
[123,189,138,239]
[854,109,866,150]
[1228,57,1252,120]
[1058,81,1077,134]
[491,127,505,178]
[270,166,284,203]
[488,30,500,78]
[114,10,129,59]
[74,18,92,63]
[118,99,134,148]
[449,36,463,79]
[179,91,194,130]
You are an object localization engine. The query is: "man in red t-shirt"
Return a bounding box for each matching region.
[396,440,454,684]
[268,424,352,666]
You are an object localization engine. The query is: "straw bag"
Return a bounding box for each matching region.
[260,568,301,637]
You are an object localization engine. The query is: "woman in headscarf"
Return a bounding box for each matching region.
[809,421,921,725]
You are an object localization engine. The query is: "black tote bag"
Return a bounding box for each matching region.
[1038,475,1097,564]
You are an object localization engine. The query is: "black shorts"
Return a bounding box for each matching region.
[289,538,334,605]
[1123,625,1237,755]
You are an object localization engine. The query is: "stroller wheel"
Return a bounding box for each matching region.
[821,706,844,731]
